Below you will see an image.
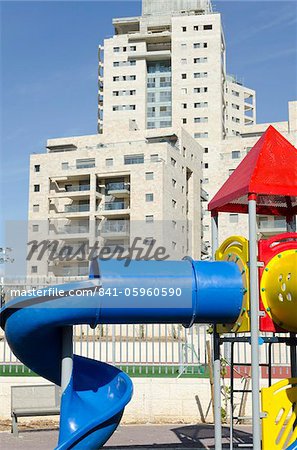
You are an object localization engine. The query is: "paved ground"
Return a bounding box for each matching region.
[0,424,253,449]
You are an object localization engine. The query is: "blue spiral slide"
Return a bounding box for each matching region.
[0,258,243,449]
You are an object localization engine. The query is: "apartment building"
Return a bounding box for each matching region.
[28,127,204,277]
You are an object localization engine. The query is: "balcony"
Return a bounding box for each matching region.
[49,184,91,199]
[106,182,130,197]
[49,225,89,237]
[96,201,130,216]
[104,201,127,211]
[65,204,89,213]
[99,220,130,238]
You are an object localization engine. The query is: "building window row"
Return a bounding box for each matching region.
[147,76,171,88]
[112,105,136,111]
[182,24,213,32]
[194,72,208,78]
[113,45,136,53]
[194,87,208,93]
[113,60,136,67]
[194,101,208,108]
[113,90,136,96]
[194,57,208,63]
[113,75,136,82]
[194,42,208,48]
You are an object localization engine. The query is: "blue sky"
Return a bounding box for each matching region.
[1,0,297,241]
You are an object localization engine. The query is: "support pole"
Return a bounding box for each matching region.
[286,216,297,379]
[61,326,73,392]
[211,212,222,450]
[248,195,261,450]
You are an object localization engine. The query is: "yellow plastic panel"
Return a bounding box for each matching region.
[215,236,250,333]
[262,378,297,450]
[260,249,297,332]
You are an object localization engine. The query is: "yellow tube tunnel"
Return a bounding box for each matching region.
[260,249,297,332]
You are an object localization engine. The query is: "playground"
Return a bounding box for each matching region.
[1,126,296,450]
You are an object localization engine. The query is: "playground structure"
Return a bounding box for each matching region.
[0,125,296,449]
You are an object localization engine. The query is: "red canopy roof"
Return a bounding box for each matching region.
[208,126,297,216]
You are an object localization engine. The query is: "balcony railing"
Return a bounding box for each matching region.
[101,220,130,233]
[106,182,130,192]
[65,185,90,192]
[64,204,90,213]
[104,202,128,211]
[49,226,89,235]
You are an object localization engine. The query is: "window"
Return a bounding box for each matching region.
[194,132,208,138]
[34,184,40,192]
[160,105,171,117]
[181,43,187,49]
[171,157,176,167]
[150,154,159,162]
[193,42,207,48]
[146,193,154,202]
[172,220,177,229]
[182,118,187,124]
[147,92,155,102]
[61,162,69,170]
[124,154,144,165]
[181,58,187,65]
[232,151,241,159]
[194,57,207,63]
[232,103,240,110]
[204,24,213,30]
[160,91,171,101]
[232,90,240,97]
[194,117,208,123]
[203,178,209,184]
[130,46,136,51]
[193,25,199,31]
[172,241,177,250]
[204,163,209,169]
[183,147,186,157]
[113,47,120,52]
[31,266,38,274]
[194,102,208,108]
[172,199,177,208]
[113,76,120,81]
[182,26,187,32]
[172,179,177,187]
[204,147,209,153]
[34,164,40,172]
[194,87,208,93]
[229,169,235,176]
[194,72,208,78]
[105,158,113,166]
[147,107,156,118]
[145,215,154,223]
[32,224,39,232]
[33,204,39,212]
[229,214,239,223]
[181,88,187,94]
[145,172,154,180]
[182,103,187,109]
[76,158,95,169]
[113,91,119,96]
[182,73,187,79]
